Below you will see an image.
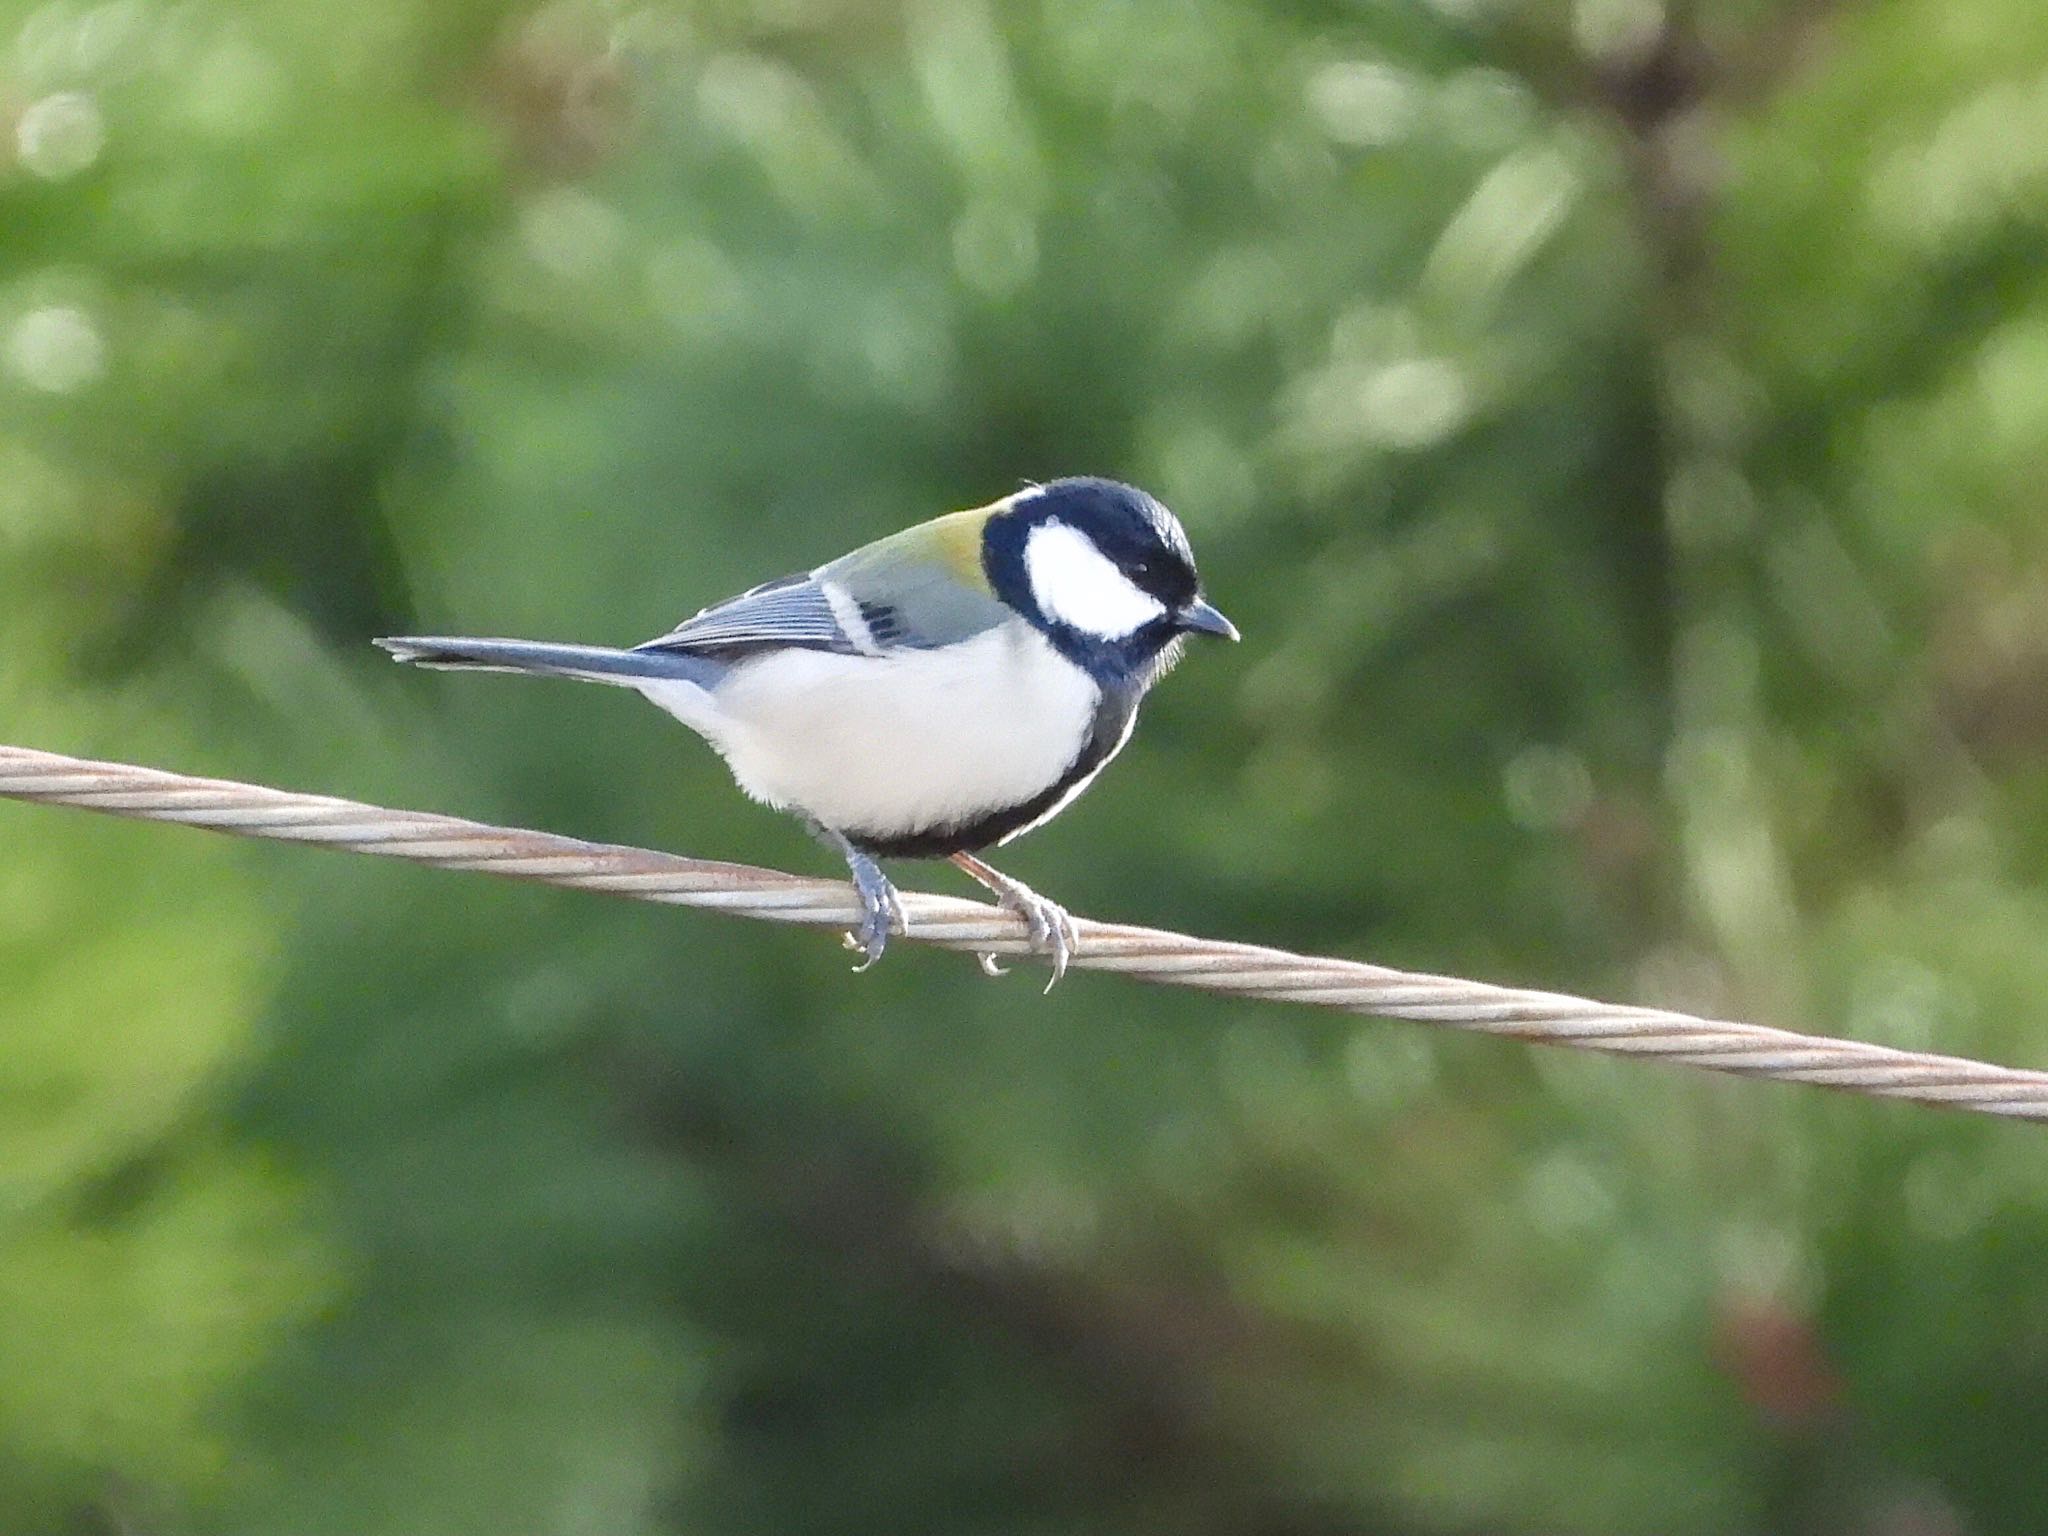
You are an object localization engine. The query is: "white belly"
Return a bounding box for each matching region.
[635,622,1100,840]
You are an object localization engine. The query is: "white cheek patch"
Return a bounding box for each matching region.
[1023,521,1166,638]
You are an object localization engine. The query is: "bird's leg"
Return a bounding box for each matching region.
[805,821,905,971]
[949,851,1079,991]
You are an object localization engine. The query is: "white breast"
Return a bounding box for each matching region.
[634,621,1100,840]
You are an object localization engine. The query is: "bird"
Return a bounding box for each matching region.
[376,476,1237,985]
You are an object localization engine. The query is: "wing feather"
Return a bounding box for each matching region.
[637,506,1010,659]
[636,573,861,656]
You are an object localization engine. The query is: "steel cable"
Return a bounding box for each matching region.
[4,743,2046,1120]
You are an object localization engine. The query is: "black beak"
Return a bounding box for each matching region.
[1178,598,1239,642]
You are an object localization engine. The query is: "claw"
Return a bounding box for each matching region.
[950,852,1079,991]
[1015,889,1076,993]
[848,867,904,972]
[844,901,892,971]
[809,821,904,973]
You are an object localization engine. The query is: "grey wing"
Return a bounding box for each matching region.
[635,572,865,657]
[638,564,1008,658]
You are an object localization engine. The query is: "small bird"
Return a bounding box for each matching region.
[377,477,1236,984]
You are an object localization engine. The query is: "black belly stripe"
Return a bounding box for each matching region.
[847,682,1141,860]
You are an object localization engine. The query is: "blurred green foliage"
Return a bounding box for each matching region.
[6,0,2048,1531]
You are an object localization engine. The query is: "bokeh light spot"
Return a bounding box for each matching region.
[1503,745,1594,832]
[1306,60,1420,148]
[519,186,628,280]
[15,91,104,180]
[6,306,105,394]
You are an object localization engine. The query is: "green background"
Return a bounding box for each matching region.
[5,0,2048,1530]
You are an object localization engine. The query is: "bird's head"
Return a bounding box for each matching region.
[981,477,1237,684]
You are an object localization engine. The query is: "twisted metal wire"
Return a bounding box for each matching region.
[4,742,2046,1120]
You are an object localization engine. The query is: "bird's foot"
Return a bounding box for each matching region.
[949,852,1079,992]
[838,851,906,972]
[807,822,905,971]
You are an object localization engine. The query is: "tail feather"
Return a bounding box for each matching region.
[375,636,722,688]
